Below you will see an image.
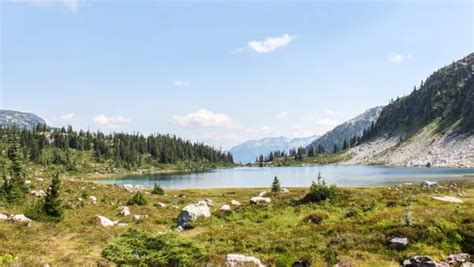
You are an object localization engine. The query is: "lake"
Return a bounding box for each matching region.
[95,165,474,189]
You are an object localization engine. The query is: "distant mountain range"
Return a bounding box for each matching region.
[306,106,383,152]
[0,110,46,129]
[230,135,319,164]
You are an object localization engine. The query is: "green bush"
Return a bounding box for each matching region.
[302,211,328,224]
[102,229,206,266]
[127,191,148,206]
[302,173,337,203]
[151,182,164,195]
[25,172,64,222]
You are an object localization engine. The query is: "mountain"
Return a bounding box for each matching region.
[306,106,383,152]
[231,135,319,164]
[0,110,47,129]
[345,53,473,167]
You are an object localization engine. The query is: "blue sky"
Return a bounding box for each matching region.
[1,0,472,149]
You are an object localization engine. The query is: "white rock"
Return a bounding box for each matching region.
[281,188,289,193]
[250,197,271,204]
[205,198,214,206]
[119,206,131,216]
[231,200,241,206]
[89,196,97,204]
[96,215,117,227]
[11,214,32,226]
[225,254,265,267]
[154,202,167,208]
[176,201,211,229]
[220,204,231,211]
[0,214,9,221]
[25,180,31,185]
[122,184,145,192]
[433,196,463,203]
[133,214,148,222]
[30,190,46,197]
[421,181,439,188]
[258,191,267,197]
[116,223,128,227]
[36,178,44,182]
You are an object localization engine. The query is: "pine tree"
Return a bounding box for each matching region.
[271,176,281,192]
[43,172,64,221]
[2,132,28,202]
[151,182,164,195]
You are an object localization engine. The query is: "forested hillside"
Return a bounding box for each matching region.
[346,53,473,167]
[0,125,233,177]
[370,53,473,137]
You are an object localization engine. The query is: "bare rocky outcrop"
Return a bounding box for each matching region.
[344,127,474,168]
[176,201,211,230]
[225,254,265,267]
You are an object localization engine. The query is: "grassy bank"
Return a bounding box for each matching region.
[0,175,473,266]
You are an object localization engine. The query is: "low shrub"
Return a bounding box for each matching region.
[302,211,328,224]
[151,182,164,195]
[102,229,206,266]
[301,173,337,203]
[127,191,147,206]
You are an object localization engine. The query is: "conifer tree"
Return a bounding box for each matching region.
[151,182,164,195]
[271,176,281,193]
[43,172,64,221]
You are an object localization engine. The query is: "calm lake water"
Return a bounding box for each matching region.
[95,165,474,189]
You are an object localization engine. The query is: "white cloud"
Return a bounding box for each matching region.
[16,0,79,13]
[246,34,294,54]
[325,110,339,116]
[172,109,233,128]
[316,118,340,127]
[388,53,412,63]
[93,115,130,128]
[60,113,75,122]
[173,80,191,87]
[275,111,289,119]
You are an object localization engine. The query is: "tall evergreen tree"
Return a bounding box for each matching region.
[43,172,64,221]
[271,176,281,192]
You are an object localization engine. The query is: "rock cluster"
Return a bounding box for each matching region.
[224,254,265,267]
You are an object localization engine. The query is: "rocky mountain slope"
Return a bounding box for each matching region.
[231,135,319,164]
[306,106,383,152]
[0,110,47,129]
[345,53,474,167]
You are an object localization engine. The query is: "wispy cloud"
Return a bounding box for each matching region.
[275,111,289,119]
[234,34,295,54]
[15,0,79,13]
[173,80,191,87]
[93,115,129,128]
[60,113,75,122]
[388,53,412,63]
[172,109,233,128]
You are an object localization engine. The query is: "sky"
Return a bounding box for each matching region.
[1,0,473,150]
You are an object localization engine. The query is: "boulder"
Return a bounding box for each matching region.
[119,206,131,216]
[443,253,470,265]
[132,214,148,222]
[258,191,267,197]
[30,190,46,197]
[432,196,463,203]
[225,254,265,267]
[292,260,309,267]
[220,204,231,211]
[231,200,241,206]
[122,184,144,192]
[388,235,408,249]
[0,214,9,221]
[89,196,97,205]
[96,215,117,227]
[281,188,290,193]
[250,197,271,204]
[176,201,211,229]
[154,202,167,208]
[116,223,128,227]
[402,256,437,267]
[205,198,214,206]
[11,214,32,226]
[421,181,438,189]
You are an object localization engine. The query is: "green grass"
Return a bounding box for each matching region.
[0,176,472,266]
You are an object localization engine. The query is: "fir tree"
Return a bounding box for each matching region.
[271,176,281,193]
[43,172,64,221]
